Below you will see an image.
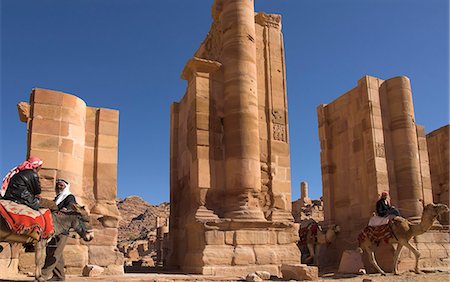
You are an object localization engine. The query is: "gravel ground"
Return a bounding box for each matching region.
[1,270,449,281]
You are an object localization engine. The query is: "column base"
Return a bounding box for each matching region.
[224,208,266,221]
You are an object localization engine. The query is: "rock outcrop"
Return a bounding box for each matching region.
[116,196,170,267]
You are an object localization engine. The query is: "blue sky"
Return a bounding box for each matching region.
[1,0,448,205]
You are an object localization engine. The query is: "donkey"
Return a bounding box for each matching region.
[0,203,94,282]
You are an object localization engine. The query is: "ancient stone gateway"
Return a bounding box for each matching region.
[169,0,316,279]
[16,88,123,275]
[317,76,449,272]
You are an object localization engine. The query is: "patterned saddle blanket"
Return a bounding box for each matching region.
[358,224,393,246]
[0,199,54,240]
[298,220,320,246]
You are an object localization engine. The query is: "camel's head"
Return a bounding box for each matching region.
[327,224,341,234]
[424,203,449,218]
[68,203,94,242]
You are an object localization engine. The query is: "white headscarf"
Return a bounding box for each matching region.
[55,179,72,205]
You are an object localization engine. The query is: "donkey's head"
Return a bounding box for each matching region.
[67,203,94,242]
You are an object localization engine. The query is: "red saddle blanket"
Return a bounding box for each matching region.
[358,224,393,245]
[298,223,319,246]
[0,199,54,240]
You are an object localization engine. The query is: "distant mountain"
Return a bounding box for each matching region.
[116,196,170,244]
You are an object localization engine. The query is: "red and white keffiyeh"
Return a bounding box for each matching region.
[1,156,43,197]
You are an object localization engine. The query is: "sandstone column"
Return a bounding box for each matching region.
[301,181,308,200]
[380,77,423,219]
[217,0,264,220]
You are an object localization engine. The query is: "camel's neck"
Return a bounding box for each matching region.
[326,229,337,243]
[51,212,75,236]
[410,212,436,235]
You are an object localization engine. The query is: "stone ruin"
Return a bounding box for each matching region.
[317,76,449,272]
[0,88,124,276]
[291,182,324,223]
[168,0,316,279]
[426,125,449,225]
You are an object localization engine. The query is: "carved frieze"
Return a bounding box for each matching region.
[375,142,386,158]
[255,13,281,29]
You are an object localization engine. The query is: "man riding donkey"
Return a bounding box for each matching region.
[1,156,44,211]
[0,156,93,281]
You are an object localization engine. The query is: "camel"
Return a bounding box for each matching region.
[0,203,94,282]
[298,219,341,265]
[358,203,449,275]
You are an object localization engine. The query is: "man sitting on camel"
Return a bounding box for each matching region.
[376,191,400,217]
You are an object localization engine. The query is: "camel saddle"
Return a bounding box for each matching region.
[0,199,54,241]
[358,216,405,246]
[298,219,321,246]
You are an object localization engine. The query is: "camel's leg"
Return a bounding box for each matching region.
[365,244,386,275]
[35,240,47,282]
[306,243,315,263]
[393,243,404,275]
[314,244,320,266]
[403,241,421,274]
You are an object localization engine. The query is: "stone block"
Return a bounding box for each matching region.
[97,147,118,164]
[202,265,280,277]
[246,272,263,282]
[232,246,255,265]
[235,230,273,245]
[90,201,120,218]
[255,271,271,280]
[103,264,124,275]
[17,101,30,122]
[58,153,83,173]
[97,134,119,148]
[98,215,119,228]
[82,264,104,277]
[204,230,225,245]
[82,228,118,246]
[96,163,118,181]
[338,250,365,274]
[203,245,233,265]
[277,230,298,244]
[33,103,62,121]
[281,264,318,281]
[254,245,280,265]
[31,119,61,136]
[59,138,74,154]
[61,107,85,126]
[88,246,123,266]
[33,88,64,105]
[277,244,301,264]
[95,178,118,200]
[64,245,89,268]
[98,121,119,136]
[225,231,235,245]
[99,108,119,123]
[67,123,85,140]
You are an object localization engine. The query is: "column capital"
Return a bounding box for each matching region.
[255,13,281,29]
[181,57,222,81]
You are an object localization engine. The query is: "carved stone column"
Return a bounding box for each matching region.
[380,76,423,219]
[215,0,265,220]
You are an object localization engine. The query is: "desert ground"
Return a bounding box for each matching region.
[1,269,449,282]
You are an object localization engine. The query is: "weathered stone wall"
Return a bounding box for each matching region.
[427,125,449,225]
[169,0,315,279]
[317,76,445,271]
[16,88,123,275]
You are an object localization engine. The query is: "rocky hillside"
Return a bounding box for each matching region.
[116,196,170,243]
